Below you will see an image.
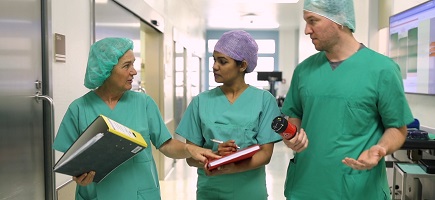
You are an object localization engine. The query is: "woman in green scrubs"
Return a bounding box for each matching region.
[53,38,219,200]
[176,30,283,200]
[280,1,414,200]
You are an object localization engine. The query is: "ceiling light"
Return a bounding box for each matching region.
[217,0,298,3]
[95,0,108,4]
[241,13,280,29]
[241,13,257,24]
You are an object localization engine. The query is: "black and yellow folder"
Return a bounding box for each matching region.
[53,115,148,183]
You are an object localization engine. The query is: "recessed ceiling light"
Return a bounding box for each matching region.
[218,0,298,3]
[95,0,108,4]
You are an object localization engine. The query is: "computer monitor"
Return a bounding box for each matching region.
[389,1,435,95]
[257,71,282,82]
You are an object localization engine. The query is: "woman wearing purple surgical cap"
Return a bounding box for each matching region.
[176,30,282,200]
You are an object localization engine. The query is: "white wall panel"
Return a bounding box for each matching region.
[51,0,91,188]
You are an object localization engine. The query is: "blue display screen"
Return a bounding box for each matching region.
[389,1,435,95]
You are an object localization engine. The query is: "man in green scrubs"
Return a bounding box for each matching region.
[53,38,219,200]
[280,0,414,199]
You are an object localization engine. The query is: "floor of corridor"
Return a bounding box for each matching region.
[159,141,292,200]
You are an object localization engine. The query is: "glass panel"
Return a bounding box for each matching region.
[175,72,184,86]
[191,86,200,97]
[256,40,275,54]
[188,57,200,94]
[190,56,200,72]
[175,87,184,97]
[190,76,199,87]
[208,39,218,53]
[174,43,186,128]
[246,72,269,88]
[175,56,184,71]
[255,57,275,72]
[209,57,214,70]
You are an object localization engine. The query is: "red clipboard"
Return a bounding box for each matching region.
[207,144,260,170]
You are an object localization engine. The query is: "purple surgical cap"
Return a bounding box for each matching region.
[214,30,258,73]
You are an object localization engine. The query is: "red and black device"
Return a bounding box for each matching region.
[271,116,297,140]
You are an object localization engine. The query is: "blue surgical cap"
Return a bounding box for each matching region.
[84,37,134,89]
[214,30,258,73]
[304,0,356,32]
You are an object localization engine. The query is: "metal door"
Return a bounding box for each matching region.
[0,0,54,199]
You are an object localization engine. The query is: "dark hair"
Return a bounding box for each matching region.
[235,60,246,73]
[235,60,243,66]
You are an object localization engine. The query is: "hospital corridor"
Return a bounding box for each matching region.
[2,0,435,200]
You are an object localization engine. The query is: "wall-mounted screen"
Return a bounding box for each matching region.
[257,71,282,81]
[389,0,435,95]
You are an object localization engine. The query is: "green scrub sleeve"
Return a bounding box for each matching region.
[53,105,82,153]
[377,62,414,128]
[282,65,303,119]
[176,96,204,146]
[145,96,173,149]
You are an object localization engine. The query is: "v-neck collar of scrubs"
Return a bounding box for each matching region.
[327,43,366,70]
[218,85,251,105]
[90,90,127,113]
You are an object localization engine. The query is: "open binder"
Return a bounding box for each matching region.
[53,115,148,183]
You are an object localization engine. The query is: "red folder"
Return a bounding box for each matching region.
[207,144,260,170]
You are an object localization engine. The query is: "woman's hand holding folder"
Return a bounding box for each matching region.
[73,171,95,186]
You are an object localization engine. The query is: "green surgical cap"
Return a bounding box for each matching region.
[303,0,356,32]
[84,37,134,89]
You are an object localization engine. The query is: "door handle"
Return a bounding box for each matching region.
[32,88,56,200]
[32,80,55,143]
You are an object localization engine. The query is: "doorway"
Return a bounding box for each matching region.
[94,0,171,180]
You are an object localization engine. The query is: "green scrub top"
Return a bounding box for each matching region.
[53,90,172,200]
[281,48,414,200]
[176,85,282,200]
